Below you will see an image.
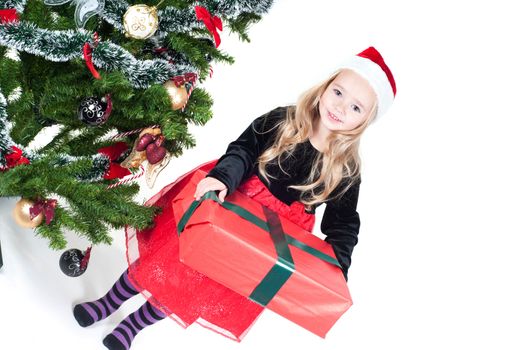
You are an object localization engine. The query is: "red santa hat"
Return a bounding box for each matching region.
[343,46,396,120]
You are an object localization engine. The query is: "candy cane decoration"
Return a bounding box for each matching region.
[109,125,160,141]
[106,165,145,189]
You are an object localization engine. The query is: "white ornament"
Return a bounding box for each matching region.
[123,5,159,40]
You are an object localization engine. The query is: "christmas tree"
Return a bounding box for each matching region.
[0,0,274,249]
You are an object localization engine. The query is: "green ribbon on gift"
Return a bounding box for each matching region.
[177,191,341,306]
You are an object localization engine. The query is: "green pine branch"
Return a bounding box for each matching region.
[0,0,275,249]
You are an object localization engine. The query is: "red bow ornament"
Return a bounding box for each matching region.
[30,199,58,225]
[1,146,30,171]
[83,32,101,79]
[195,6,223,48]
[97,142,132,180]
[0,9,19,23]
[172,72,198,87]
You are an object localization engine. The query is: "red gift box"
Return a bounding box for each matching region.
[173,168,352,338]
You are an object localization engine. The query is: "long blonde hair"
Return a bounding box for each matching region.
[257,69,378,211]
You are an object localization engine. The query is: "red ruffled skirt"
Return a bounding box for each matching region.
[125,160,315,341]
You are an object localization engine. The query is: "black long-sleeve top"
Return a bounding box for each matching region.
[206,106,361,280]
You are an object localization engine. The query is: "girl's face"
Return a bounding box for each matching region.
[318,69,377,133]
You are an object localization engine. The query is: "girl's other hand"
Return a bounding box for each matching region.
[194,176,228,203]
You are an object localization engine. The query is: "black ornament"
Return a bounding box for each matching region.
[78,96,111,126]
[59,248,88,277]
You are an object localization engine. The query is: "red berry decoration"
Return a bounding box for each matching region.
[136,133,155,151]
[146,143,167,164]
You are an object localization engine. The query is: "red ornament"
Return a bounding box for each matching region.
[195,6,223,48]
[146,143,167,164]
[0,9,18,23]
[136,133,155,151]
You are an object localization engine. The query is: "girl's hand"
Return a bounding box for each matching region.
[194,176,228,203]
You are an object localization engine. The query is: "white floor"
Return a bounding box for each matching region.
[2,1,527,349]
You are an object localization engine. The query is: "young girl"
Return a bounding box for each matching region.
[73,46,396,350]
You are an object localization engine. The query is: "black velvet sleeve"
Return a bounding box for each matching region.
[206,107,286,196]
[321,179,361,281]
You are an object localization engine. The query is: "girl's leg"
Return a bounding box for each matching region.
[102,300,167,350]
[73,269,139,327]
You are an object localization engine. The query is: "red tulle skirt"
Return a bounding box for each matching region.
[125,160,315,341]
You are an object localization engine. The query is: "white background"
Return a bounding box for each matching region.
[1,0,527,349]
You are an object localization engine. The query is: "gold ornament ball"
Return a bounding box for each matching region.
[13,198,43,228]
[123,5,159,40]
[163,81,188,110]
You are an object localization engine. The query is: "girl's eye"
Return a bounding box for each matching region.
[352,105,361,113]
[333,89,342,96]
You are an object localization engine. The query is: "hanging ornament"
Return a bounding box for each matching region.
[123,4,160,40]
[78,94,112,126]
[138,133,170,188]
[59,246,92,277]
[44,0,105,28]
[166,73,197,111]
[12,198,43,228]
[120,127,161,169]
[119,128,170,188]
[163,80,188,110]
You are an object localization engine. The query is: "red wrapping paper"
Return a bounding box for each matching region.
[173,169,352,338]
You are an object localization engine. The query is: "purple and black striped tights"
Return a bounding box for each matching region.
[73,269,167,350]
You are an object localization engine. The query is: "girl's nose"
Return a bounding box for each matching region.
[335,102,345,115]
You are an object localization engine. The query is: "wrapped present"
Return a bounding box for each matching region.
[172,169,352,338]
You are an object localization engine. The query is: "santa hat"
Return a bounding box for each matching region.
[342,46,396,120]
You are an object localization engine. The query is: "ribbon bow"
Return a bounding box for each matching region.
[98,142,132,180]
[2,146,30,171]
[195,6,222,48]
[171,72,198,86]
[0,9,19,23]
[83,32,101,79]
[30,199,58,225]
[80,246,92,270]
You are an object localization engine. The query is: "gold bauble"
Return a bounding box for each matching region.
[123,5,159,40]
[163,80,188,110]
[13,198,43,228]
